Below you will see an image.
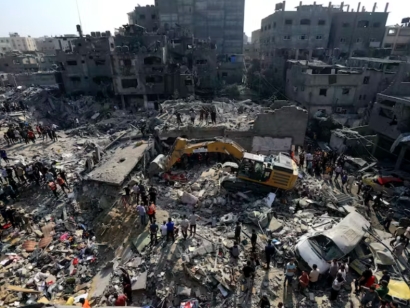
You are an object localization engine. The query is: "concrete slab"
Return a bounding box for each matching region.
[131,271,147,291]
[132,230,151,253]
[90,262,113,298]
[268,217,283,232]
[87,142,150,186]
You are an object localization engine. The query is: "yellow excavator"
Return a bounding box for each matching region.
[150,137,298,192]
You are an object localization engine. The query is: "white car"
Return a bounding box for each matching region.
[294,211,370,274]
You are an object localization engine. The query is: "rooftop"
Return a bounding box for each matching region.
[349,57,403,64]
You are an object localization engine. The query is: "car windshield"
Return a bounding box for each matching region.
[308,235,344,261]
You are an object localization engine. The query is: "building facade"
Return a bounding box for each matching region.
[382,21,410,56]
[0,38,12,54]
[56,33,115,95]
[35,37,57,55]
[156,0,245,55]
[128,5,159,32]
[285,57,401,115]
[0,33,37,52]
[328,4,389,58]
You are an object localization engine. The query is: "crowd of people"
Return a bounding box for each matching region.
[3,122,58,146]
[175,107,217,126]
[0,149,71,204]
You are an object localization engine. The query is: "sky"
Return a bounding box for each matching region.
[0,0,407,39]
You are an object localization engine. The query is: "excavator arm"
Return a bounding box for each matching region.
[160,137,246,172]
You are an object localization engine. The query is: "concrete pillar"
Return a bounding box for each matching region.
[144,94,148,109]
[395,145,407,170]
[308,49,313,60]
[121,95,125,110]
[295,49,299,60]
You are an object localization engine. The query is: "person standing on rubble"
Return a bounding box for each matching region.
[0,150,9,164]
[242,260,255,289]
[189,211,198,236]
[299,151,305,169]
[147,202,156,223]
[36,125,43,138]
[284,259,297,287]
[166,217,175,242]
[79,298,91,308]
[48,181,58,199]
[120,268,133,303]
[334,165,342,181]
[27,129,36,143]
[235,221,242,243]
[136,204,147,227]
[189,109,196,124]
[265,241,275,269]
[259,294,271,308]
[148,185,157,204]
[330,273,345,301]
[161,220,168,239]
[181,215,189,239]
[230,241,240,265]
[251,229,258,252]
[150,219,159,245]
[211,108,217,124]
[57,176,70,194]
[175,111,183,126]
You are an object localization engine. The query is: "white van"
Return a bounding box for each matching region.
[294,211,370,274]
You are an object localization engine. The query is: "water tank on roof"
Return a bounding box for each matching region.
[96,32,101,37]
[91,32,96,37]
[106,31,111,37]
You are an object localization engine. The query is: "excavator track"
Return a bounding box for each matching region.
[220,176,276,195]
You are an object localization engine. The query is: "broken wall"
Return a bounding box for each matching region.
[252,106,308,146]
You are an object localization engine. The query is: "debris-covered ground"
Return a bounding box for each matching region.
[0,86,409,308]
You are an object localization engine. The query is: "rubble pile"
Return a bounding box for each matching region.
[158,98,269,131]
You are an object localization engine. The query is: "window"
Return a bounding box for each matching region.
[363,95,367,100]
[272,37,275,42]
[222,72,228,77]
[369,38,376,42]
[285,19,293,25]
[319,88,327,96]
[152,14,156,19]
[121,79,138,88]
[357,20,369,28]
[384,43,393,48]
[273,22,276,28]
[70,76,81,82]
[342,88,350,95]
[373,22,381,28]
[300,19,311,25]
[342,22,350,28]
[283,35,291,40]
[95,59,106,65]
[66,60,77,66]
[340,38,346,43]
[316,35,323,40]
[268,24,271,29]
[145,75,163,83]
[123,59,132,66]
[300,35,307,40]
[139,14,146,20]
[81,60,85,63]
[318,20,326,26]
[264,26,267,31]
[395,44,407,50]
[388,29,397,35]
[359,95,362,100]
[363,76,370,84]
[356,38,363,43]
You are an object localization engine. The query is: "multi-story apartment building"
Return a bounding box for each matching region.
[156,0,245,55]
[0,33,37,52]
[128,5,159,32]
[382,18,410,57]
[328,3,389,58]
[56,27,115,95]
[285,57,401,115]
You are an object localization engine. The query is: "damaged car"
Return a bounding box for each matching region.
[294,211,370,274]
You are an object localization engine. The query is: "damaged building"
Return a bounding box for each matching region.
[56,27,115,96]
[285,57,402,116]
